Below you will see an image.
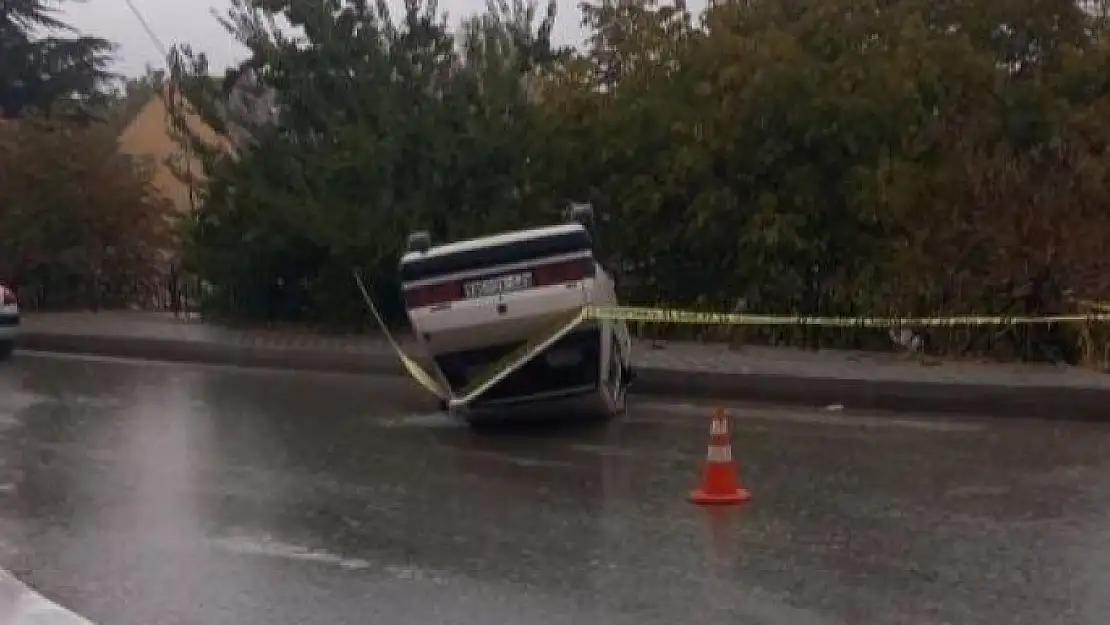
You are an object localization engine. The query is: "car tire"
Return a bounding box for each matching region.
[0,340,13,361]
[596,341,627,421]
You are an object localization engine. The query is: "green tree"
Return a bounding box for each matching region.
[171,0,562,326]
[0,0,116,118]
[167,0,1110,362]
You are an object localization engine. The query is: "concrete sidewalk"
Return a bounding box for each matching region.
[14,311,1110,420]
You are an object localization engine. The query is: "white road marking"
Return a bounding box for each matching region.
[565,443,694,462]
[210,534,446,583]
[211,534,371,570]
[376,412,461,429]
[946,484,1011,497]
[451,448,579,469]
[633,401,985,433]
[0,568,96,625]
[566,443,635,458]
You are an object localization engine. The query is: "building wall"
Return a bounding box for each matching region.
[116,87,229,214]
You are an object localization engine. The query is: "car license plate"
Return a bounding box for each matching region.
[464,272,533,299]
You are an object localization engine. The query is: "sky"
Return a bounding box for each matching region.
[61,0,602,78]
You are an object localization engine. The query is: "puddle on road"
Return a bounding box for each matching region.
[0,391,44,430]
[362,399,987,479]
[0,388,122,429]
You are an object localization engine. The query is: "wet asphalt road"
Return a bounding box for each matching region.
[1,354,1110,625]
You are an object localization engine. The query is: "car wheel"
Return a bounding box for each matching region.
[600,339,627,419]
[0,340,13,361]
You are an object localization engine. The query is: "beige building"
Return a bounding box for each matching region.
[116,85,232,214]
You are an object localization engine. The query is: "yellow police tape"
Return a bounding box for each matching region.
[1074,298,1110,313]
[452,308,588,409]
[353,272,1110,407]
[353,271,451,401]
[585,305,1110,327]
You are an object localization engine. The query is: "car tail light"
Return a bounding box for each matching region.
[533,258,596,287]
[404,281,462,308]
[0,286,14,306]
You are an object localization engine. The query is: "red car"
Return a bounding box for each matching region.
[0,283,18,360]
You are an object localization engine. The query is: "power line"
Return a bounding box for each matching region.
[121,0,169,61]
[119,0,201,217]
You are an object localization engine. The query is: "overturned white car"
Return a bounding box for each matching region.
[399,204,632,421]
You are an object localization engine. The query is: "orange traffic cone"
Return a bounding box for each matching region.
[689,409,751,505]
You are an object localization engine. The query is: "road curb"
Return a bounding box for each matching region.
[17,332,1110,420]
[17,332,401,376]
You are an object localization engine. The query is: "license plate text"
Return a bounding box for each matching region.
[464,272,533,298]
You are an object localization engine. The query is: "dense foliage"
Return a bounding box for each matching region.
[102,67,168,133]
[0,2,174,309]
[168,0,1110,361]
[0,0,116,119]
[0,118,176,309]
